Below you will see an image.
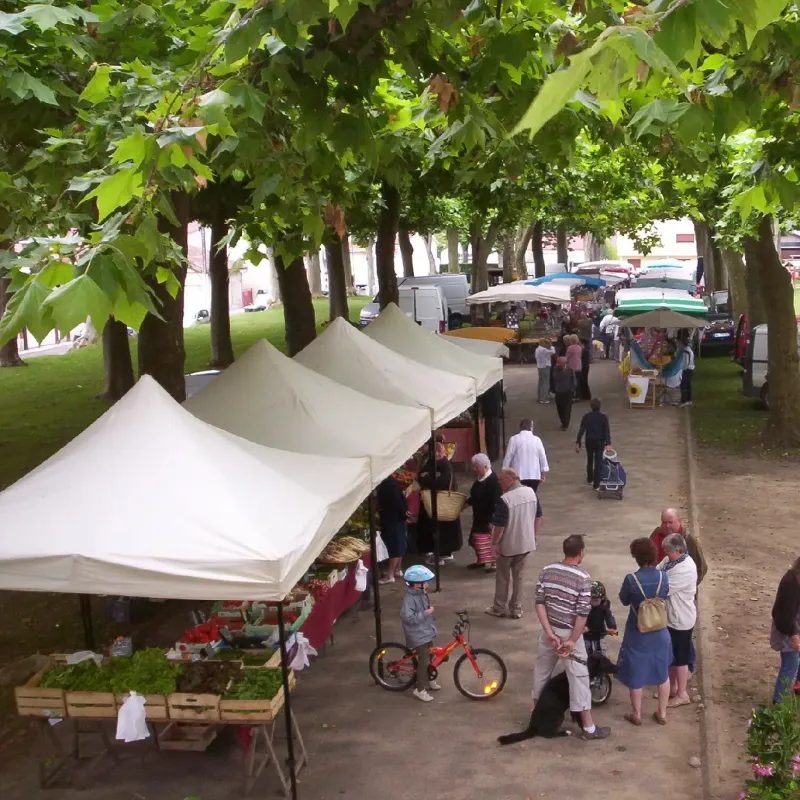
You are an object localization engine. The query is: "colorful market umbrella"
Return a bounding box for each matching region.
[618,308,707,328]
[526,271,606,288]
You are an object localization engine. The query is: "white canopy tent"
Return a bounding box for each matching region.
[295,318,476,428]
[443,334,509,358]
[0,377,372,601]
[185,339,430,486]
[466,282,571,305]
[363,303,502,395]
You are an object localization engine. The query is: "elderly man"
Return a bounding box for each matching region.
[531,534,609,740]
[658,533,698,707]
[503,419,549,491]
[650,508,707,584]
[485,468,537,620]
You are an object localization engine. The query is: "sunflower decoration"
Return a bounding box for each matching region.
[627,381,643,399]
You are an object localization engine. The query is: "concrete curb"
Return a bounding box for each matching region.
[685,411,722,800]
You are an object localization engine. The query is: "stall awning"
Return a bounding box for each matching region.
[185,339,431,486]
[363,303,502,395]
[443,333,509,358]
[0,377,372,601]
[619,308,707,328]
[466,282,571,305]
[526,272,606,288]
[615,288,707,318]
[295,318,476,428]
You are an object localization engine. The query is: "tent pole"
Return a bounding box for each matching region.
[79,594,95,651]
[277,602,298,800]
[500,379,506,458]
[368,492,382,646]
[429,431,441,593]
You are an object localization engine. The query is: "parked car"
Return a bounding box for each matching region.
[244,289,269,312]
[359,274,468,328]
[741,323,800,409]
[397,285,449,333]
[698,312,735,354]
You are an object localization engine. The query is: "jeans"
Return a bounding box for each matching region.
[537,367,551,402]
[585,439,605,488]
[680,369,694,404]
[773,649,800,703]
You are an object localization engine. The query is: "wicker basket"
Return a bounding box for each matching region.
[420,490,467,522]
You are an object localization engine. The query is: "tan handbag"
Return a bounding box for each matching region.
[631,572,668,633]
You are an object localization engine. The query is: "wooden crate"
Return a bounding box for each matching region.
[218,670,296,723]
[115,693,168,721]
[66,691,117,718]
[157,722,220,752]
[15,659,66,718]
[167,693,220,721]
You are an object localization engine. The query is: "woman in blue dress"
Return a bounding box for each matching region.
[616,538,672,726]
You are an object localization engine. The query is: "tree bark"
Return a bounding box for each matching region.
[341,232,355,294]
[98,317,134,401]
[398,225,414,277]
[0,276,25,367]
[515,223,535,280]
[751,215,800,446]
[365,236,376,296]
[694,220,719,293]
[209,212,234,368]
[376,181,400,309]
[138,193,190,401]
[721,248,747,321]
[556,222,569,266]
[266,246,281,303]
[447,228,460,274]
[306,251,322,296]
[325,238,350,321]
[743,234,768,327]
[274,253,316,356]
[584,232,608,262]
[532,220,546,278]
[424,234,437,275]
[501,235,514,283]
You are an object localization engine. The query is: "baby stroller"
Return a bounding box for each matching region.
[597,449,626,500]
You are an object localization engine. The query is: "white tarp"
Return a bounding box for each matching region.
[615,287,698,303]
[444,335,509,358]
[363,304,502,395]
[185,339,430,486]
[466,282,571,305]
[295,317,476,428]
[0,376,371,601]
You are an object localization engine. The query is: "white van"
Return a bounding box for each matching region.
[741,323,800,408]
[397,285,448,333]
[359,274,469,328]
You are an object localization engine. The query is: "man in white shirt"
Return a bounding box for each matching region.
[679,340,695,408]
[504,419,549,489]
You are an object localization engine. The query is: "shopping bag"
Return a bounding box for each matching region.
[354,559,368,592]
[288,633,318,671]
[375,532,389,563]
[116,692,150,742]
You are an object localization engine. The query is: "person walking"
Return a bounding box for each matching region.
[484,469,537,620]
[678,338,695,407]
[552,356,576,430]
[465,453,503,572]
[478,383,504,461]
[376,474,408,584]
[566,335,583,400]
[769,556,800,703]
[579,338,592,400]
[575,397,611,490]
[535,338,555,404]
[531,534,610,740]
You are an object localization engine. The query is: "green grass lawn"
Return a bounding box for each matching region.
[0,297,368,490]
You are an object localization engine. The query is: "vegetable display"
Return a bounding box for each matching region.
[214,650,271,666]
[225,669,283,701]
[176,661,241,694]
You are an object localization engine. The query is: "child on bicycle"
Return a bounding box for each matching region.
[583,580,617,655]
[400,565,440,702]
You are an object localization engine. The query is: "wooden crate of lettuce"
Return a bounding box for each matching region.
[15,655,68,718]
[219,668,296,722]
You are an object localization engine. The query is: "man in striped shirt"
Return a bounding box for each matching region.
[532,534,611,740]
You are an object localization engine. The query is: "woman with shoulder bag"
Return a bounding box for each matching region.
[616,538,672,727]
[770,556,800,703]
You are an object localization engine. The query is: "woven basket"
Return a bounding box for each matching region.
[420,490,467,522]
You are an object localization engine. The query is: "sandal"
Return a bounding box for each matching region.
[667,696,692,709]
[652,712,667,726]
[623,713,641,726]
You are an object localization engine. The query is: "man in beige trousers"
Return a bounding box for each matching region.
[485,468,538,621]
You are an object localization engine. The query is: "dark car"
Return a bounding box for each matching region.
[699,312,735,354]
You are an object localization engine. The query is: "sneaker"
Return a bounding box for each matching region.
[413,688,434,703]
[485,606,506,618]
[442,555,455,562]
[429,681,442,692]
[510,609,523,620]
[426,557,445,567]
[581,726,611,740]
[394,569,404,578]
[378,576,395,585]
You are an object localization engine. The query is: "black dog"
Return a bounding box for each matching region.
[498,652,617,744]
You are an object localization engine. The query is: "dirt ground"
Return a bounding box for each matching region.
[0,360,715,799]
[693,452,799,798]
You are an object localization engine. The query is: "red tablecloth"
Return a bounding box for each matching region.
[300,554,371,651]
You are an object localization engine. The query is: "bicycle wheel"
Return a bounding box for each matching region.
[453,647,507,700]
[590,674,613,706]
[368,642,416,691]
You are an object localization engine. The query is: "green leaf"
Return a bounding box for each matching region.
[197,88,232,107]
[111,129,149,167]
[232,83,269,122]
[42,274,112,334]
[21,3,77,32]
[700,54,726,72]
[0,11,26,34]
[225,20,262,63]
[85,167,143,221]
[37,259,75,288]
[331,0,358,31]
[80,66,111,105]
[752,0,789,35]
[155,266,181,298]
[7,71,58,105]
[112,291,147,330]
[654,4,699,67]
[0,279,53,347]
[619,28,687,93]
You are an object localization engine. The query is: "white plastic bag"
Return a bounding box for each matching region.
[288,633,318,671]
[116,692,150,743]
[354,559,368,592]
[375,533,389,563]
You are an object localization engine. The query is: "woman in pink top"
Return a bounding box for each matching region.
[566,334,583,371]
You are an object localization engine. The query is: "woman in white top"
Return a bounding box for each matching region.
[534,338,555,404]
[658,533,698,707]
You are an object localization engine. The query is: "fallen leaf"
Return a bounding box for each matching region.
[428,73,459,114]
[610,769,622,776]
[323,203,347,238]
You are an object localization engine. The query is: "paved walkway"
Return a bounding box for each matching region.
[3,359,702,800]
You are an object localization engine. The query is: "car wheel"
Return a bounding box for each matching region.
[449,313,463,330]
[760,383,769,410]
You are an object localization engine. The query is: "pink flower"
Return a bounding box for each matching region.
[738,792,748,800]
[792,754,800,773]
[751,762,775,778]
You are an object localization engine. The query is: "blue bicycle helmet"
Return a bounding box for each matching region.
[403,565,435,584]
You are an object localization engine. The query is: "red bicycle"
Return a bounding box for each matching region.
[368,611,507,700]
